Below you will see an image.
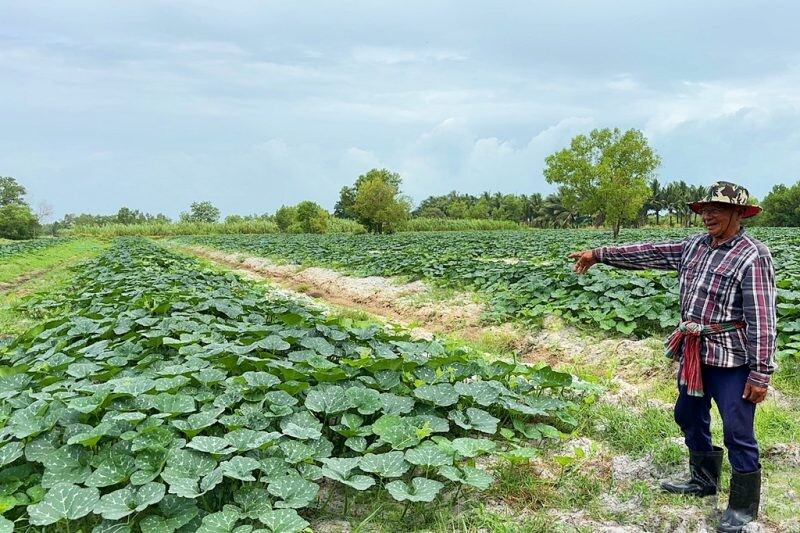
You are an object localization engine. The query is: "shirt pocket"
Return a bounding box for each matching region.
[681,256,702,282]
[707,262,740,312]
[711,261,736,277]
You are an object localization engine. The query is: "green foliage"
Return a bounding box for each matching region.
[172,227,800,360]
[754,181,800,227]
[0,203,40,239]
[295,201,329,234]
[0,238,68,263]
[0,238,580,530]
[352,175,411,234]
[401,218,520,232]
[274,203,348,235]
[336,169,410,233]
[327,217,367,234]
[0,177,27,207]
[385,477,444,503]
[335,168,403,220]
[68,220,281,237]
[414,191,541,225]
[181,201,221,223]
[544,128,660,238]
[274,205,297,232]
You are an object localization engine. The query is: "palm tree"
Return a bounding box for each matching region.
[675,181,693,226]
[533,191,589,228]
[523,193,543,226]
[644,178,665,225]
[663,181,683,226]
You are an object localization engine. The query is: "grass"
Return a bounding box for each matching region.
[579,402,683,466]
[0,239,107,337]
[773,357,800,396]
[65,217,369,237]
[400,218,522,232]
[474,328,521,356]
[66,220,281,237]
[0,239,95,283]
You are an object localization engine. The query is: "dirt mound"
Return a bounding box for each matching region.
[185,246,488,340]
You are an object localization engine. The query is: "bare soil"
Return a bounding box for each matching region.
[184,246,502,343]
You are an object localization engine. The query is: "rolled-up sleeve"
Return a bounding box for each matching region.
[594,241,685,272]
[741,255,777,387]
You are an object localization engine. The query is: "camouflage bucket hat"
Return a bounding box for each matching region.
[688,181,762,218]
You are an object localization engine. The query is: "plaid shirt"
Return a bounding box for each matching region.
[594,228,777,387]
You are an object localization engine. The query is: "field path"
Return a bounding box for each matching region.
[0,268,50,294]
[182,245,496,340]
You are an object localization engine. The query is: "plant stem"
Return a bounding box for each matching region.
[321,485,335,513]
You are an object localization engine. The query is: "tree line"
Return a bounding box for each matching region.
[3,126,799,240]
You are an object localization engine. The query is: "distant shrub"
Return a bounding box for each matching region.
[400,218,521,232]
[67,220,280,237]
[328,217,367,234]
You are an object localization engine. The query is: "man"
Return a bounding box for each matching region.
[570,181,776,533]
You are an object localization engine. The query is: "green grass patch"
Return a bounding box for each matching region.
[761,467,800,524]
[773,358,800,397]
[0,239,107,337]
[472,329,521,356]
[0,239,103,283]
[755,400,800,447]
[400,218,522,232]
[579,402,682,467]
[492,454,608,513]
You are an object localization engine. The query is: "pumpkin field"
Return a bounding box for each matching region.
[0,230,798,532]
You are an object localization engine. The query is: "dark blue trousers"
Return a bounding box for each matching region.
[673,363,759,473]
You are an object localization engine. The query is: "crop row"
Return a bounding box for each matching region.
[0,239,69,260]
[172,228,800,360]
[0,238,583,532]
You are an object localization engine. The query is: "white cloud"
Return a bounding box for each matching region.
[350,46,466,65]
[2,2,800,218]
[606,74,640,92]
[644,68,800,136]
[340,147,381,173]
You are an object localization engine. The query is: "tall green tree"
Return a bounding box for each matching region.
[755,182,800,226]
[543,127,660,239]
[0,177,40,239]
[643,178,665,225]
[352,174,410,233]
[295,201,329,234]
[180,201,220,223]
[335,168,403,220]
[273,205,298,231]
[0,177,27,207]
[0,204,39,239]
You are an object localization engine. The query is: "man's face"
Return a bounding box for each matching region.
[700,203,743,238]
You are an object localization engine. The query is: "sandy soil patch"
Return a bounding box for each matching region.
[183,246,492,342]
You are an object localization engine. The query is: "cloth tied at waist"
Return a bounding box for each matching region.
[665,320,746,397]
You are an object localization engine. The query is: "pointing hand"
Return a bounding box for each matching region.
[569,250,597,275]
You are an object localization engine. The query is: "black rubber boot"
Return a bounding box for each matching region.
[661,446,723,497]
[717,468,761,533]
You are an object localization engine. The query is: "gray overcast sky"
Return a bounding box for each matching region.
[2,1,799,219]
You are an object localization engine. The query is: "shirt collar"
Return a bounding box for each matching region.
[703,227,746,249]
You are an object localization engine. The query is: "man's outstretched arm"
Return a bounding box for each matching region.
[570,241,685,274]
